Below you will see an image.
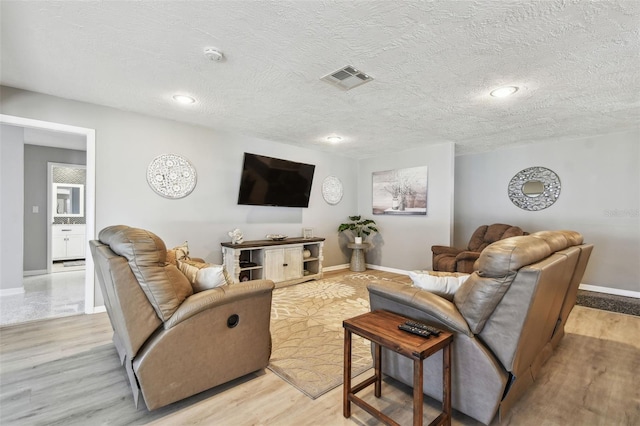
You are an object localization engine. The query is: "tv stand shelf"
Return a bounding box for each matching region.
[221,237,325,288]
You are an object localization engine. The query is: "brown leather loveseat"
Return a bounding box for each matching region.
[90,225,275,410]
[368,230,593,424]
[431,223,527,273]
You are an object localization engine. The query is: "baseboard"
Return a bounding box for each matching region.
[579,284,640,299]
[23,269,47,277]
[89,305,107,314]
[0,287,25,296]
[366,264,410,275]
[324,264,350,272]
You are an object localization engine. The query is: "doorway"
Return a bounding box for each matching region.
[0,114,96,324]
[48,162,87,273]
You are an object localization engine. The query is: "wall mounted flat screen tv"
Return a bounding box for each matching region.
[237,153,316,208]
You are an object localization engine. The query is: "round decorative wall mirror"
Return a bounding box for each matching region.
[508,166,561,211]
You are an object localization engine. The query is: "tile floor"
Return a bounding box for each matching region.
[0,268,85,326]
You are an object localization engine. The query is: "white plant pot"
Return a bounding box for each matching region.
[354,237,363,244]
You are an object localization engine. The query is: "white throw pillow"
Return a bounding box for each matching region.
[178,260,228,292]
[409,270,470,301]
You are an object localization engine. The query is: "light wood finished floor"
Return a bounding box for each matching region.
[1,269,638,426]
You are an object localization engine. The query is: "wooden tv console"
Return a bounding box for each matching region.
[221,237,324,288]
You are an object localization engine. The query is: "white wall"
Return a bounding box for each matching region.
[0,124,24,292]
[0,86,358,306]
[455,130,640,293]
[357,142,455,271]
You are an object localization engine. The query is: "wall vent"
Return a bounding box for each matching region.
[320,65,374,91]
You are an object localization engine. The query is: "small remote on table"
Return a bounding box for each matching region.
[398,323,431,337]
[404,320,442,336]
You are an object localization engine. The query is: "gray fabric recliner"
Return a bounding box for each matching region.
[368,230,593,424]
[90,225,275,410]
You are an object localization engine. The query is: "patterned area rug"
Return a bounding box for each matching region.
[268,273,392,399]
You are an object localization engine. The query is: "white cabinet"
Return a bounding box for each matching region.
[222,237,324,288]
[52,224,86,261]
[264,247,303,283]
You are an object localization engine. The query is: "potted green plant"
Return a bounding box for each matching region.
[338,215,379,244]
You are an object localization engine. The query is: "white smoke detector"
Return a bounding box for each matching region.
[204,47,224,61]
[320,65,374,91]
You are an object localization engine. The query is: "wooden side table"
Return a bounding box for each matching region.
[347,242,370,272]
[343,310,453,426]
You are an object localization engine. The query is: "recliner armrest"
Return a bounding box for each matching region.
[431,245,463,256]
[454,251,482,273]
[367,280,472,337]
[455,251,481,262]
[164,279,275,329]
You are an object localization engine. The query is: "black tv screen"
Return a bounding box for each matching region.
[237,153,316,208]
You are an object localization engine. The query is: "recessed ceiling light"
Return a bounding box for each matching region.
[204,47,224,61]
[326,136,343,143]
[490,86,519,98]
[172,94,196,104]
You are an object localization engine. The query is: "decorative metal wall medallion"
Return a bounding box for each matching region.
[147,154,197,199]
[321,176,344,205]
[508,166,561,211]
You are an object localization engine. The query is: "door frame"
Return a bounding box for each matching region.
[0,114,97,314]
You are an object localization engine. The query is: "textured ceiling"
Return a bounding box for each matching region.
[1,1,638,158]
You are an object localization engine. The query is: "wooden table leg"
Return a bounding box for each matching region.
[413,357,423,426]
[343,328,352,418]
[442,343,451,425]
[374,343,382,397]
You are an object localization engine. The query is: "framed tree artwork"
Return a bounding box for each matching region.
[372,166,428,215]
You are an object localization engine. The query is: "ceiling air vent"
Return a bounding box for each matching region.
[320,65,374,91]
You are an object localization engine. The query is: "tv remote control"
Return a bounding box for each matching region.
[404,320,441,336]
[398,323,431,337]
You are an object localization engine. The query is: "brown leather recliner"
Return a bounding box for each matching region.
[431,223,527,273]
[369,230,593,424]
[90,225,275,410]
